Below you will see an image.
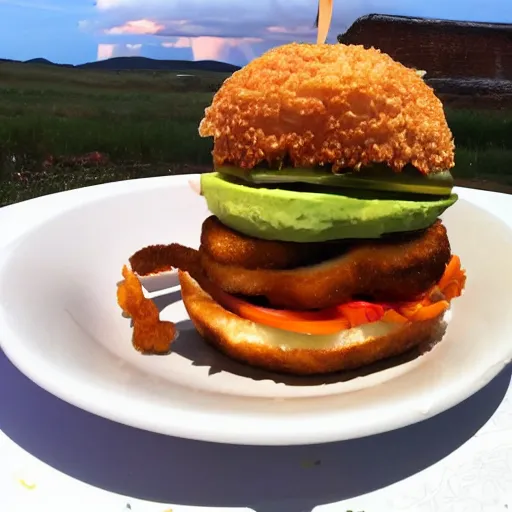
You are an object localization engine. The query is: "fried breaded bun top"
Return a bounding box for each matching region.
[198,43,455,174]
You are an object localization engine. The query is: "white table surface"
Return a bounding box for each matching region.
[1,178,512,512]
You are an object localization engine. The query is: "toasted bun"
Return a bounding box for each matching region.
[179,271,447,376]
[198,43,454,174]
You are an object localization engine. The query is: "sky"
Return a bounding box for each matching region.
[0,0,511,66]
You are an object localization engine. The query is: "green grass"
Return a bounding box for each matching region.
[0,162,199,206]
[1,60,512,207]
[446,109,512,150]
[454,148,512,182]
[0,113,211,164]
[0,61,218,168]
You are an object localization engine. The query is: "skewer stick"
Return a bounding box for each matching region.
[316,0,334,44]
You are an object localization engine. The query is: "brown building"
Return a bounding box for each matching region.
[338,14,512,81]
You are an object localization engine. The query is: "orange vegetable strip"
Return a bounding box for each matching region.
[442,281,463,301]
[382,309,409,324]
[411,300,450,322]
[398,302,424,319]
[210,287,351,335]
[437,255,461,291]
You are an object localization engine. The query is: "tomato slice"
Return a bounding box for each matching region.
[204,281,388,335]
[209,285,351,335]
[336,301,386,327]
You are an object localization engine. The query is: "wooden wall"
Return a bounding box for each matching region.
[338,14,512,80]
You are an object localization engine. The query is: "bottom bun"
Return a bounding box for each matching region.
[179,271,447,376]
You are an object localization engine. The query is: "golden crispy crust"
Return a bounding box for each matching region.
[199,43,454,173]
[198,43,454,174]
[129,243,201,276]
[179,271,446,375]
[200,220,451,309]
[200,215,346,270]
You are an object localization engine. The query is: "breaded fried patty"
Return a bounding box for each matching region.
[199,220,451,310]
[200,215,348,270]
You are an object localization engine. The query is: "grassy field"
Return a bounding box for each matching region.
[1,60,512,206]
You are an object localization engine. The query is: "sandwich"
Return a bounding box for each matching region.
[118,42,466,376]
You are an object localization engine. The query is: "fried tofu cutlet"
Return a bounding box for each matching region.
[129,218,451,312]
[200,215,348,270]
[199,219,451,310]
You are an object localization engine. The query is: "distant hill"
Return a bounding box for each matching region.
[25,57,74,68]
[79,56,240,73]
[25,57,56,65]
[0,55,240,73]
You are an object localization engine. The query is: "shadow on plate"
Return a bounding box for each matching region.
[1,349,510,512]
[154,289,448,385]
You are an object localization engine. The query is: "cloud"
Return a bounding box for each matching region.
[97,42,142,60]
[85,0,327,41]
[87,0,512,40]
[267,25,317,34]
[161,37,190,49]
[85,0,512,67]
[105,19,164,35]
[161,36,264,63]
[82,0,351,66]
[97,43,116,60]
[95,0,124,9]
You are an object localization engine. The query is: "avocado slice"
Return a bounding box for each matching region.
[217,165,454,197]
[200,172,457,243]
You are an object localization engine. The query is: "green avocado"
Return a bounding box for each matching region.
[200,172,458,243]
[218,165,454,197]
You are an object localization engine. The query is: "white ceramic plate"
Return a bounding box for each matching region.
[1,175,512,446]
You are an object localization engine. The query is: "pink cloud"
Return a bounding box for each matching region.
[161,36,263,62]
[97,43,142,60]
[162,37,190,48]
[267,26,288,33]
[97,43,116,60]
[190,36,227,60]
[105,19,164,35]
